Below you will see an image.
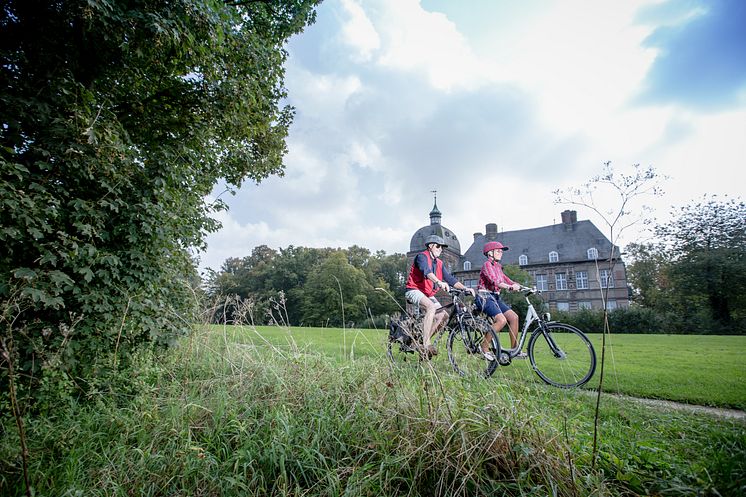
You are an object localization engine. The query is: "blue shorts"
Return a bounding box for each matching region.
[475,293,511,318]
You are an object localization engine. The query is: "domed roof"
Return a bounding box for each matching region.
[408,198,461,253]
[409,224,461,253]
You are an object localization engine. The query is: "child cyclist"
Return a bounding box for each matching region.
[475,241,527,360]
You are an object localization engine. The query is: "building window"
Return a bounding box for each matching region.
[578,301,592,310]
[464,279,478,288]
[519,254,528,265]
[549,251,559,263]
[576,271,588,289]
[463,261,471,271]
[605,300,618,310]
[536,274,548,291]
[600,269,613,288]
[555,273,567,290]
[557,302,570,311]
[587,247,598,260]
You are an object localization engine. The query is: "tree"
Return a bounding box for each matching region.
[656,196,746,332]
[625,242,672,309]
[300,252,373,327]
[554,162,666,467]
[0,0,321,397]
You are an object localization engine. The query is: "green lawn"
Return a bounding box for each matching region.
[210,324,746,410]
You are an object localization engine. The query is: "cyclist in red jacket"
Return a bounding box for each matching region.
[405,234,474,358]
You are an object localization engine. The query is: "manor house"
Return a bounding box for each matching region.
[407,200,630,312]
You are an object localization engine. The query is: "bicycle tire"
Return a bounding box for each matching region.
[447,316,499,378]
[528,322,596,388]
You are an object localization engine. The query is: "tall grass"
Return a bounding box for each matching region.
[1,323,744,496]
[214,325,746,410]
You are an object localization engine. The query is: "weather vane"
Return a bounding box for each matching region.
[431,189,437,204]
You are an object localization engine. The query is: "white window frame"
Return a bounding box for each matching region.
[518,254,528,266]
[556,302,570,311]
[587,247,598,260]
[463,261,471,271]
[549,251,559,263]
[600,269,613,288]
[536,274,548,291]
[576,271,588,289]
[605,300,618,310]
[578,301,592,310]
[555,272,567,290]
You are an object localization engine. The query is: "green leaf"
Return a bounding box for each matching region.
[14,267,37,280]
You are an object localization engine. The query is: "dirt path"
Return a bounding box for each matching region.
[606,392,746,421]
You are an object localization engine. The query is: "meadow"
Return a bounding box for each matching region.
[1,325,744,496]
[215,324,746,409]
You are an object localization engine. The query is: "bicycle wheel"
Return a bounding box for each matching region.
[447,316,499,378]
[528,323,596,388]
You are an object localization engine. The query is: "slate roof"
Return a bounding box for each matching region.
[461,219,620,268]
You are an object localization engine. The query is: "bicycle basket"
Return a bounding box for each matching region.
[389,319,413,346]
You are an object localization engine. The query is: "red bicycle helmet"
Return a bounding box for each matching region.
[483,241,509,255]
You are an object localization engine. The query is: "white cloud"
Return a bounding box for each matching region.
[368,0,487,91]
[338,0,380,62]
[200,0,746,273]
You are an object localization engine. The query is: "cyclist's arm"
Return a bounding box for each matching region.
[443,267,475,295]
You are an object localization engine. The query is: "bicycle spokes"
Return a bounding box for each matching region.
[528,324,596,388]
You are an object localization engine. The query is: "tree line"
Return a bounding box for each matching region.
[625,196,745,334]
[208,196,746,335]
[205,245,409,328]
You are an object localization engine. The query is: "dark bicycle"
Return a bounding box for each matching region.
[480,286,597,388]
[387,288,499,378]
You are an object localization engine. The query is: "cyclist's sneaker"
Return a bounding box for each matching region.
[515,351,528,359]
[482,350,496,362]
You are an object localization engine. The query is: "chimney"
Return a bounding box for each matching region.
[561,210,577,230]
[473,232,482,241]
[485,223,498,238]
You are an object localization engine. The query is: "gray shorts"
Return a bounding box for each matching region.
[405,289,442,309]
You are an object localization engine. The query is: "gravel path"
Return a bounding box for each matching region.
[606,392,746,421]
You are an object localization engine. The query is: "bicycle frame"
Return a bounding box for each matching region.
[391,289,471,350]
[480,287,561,359]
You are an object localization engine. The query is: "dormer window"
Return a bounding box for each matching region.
[549,251,559,263]
[519,255,528,265]
[587,247,598,260]
[464,261,472,270]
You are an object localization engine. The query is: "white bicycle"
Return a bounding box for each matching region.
[480,286,597,388]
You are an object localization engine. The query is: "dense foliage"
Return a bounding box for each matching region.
[0,0,321,401]
[207,245,408,327]
[627,197,746,334]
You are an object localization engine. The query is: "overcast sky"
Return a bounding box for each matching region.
[198,0,746,272]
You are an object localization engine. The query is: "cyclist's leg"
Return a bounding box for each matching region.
[489,313,507,351]
[407,289,439,351]
[420,297,442,349]
[477,294,502,356]
[504,309,520,350]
